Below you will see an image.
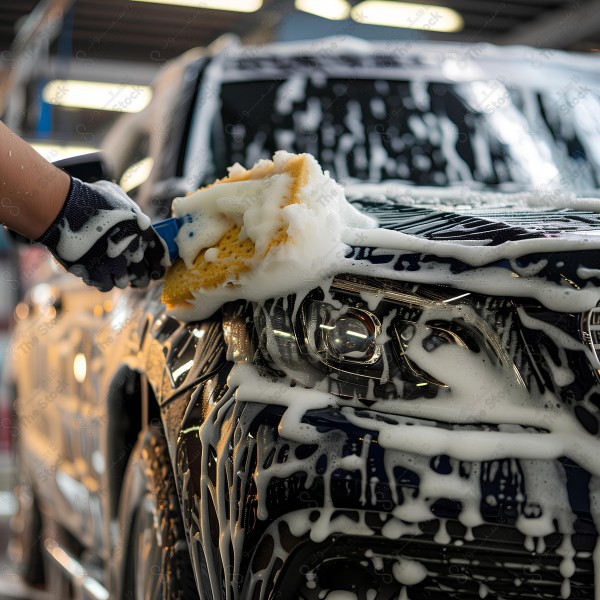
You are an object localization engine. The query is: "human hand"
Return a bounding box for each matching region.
[36,177,168,291]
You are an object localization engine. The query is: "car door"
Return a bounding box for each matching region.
[14,275,108,551]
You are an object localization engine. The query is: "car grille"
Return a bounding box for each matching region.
[272,520,595,600]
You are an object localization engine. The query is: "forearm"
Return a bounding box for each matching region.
[0,120,70,239]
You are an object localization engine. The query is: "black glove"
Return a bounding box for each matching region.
[36,177,167,291]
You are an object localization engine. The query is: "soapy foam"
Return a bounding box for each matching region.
[167,152,600,320]
[166,151,376,319]
[173,175,293,269]
[201,267,600,595]
[171,152,600,598]
[190,355,599,599]
[56,208,139,262]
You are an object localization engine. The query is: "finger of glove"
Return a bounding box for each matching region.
[130,272,150,289]
[89,180,151,230]
[79,230,132,287]
[103,223,159,289]
[116,225,161,274]
[140,227,168,279]
[126,258,151,288]
[68,262,114,292]
[113,272,135,290]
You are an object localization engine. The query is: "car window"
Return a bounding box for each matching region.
[216,75,600,190]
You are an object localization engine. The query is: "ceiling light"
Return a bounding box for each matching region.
[352,1,463,32]
[130,0,262,11]
[295,0,350,20]
[29,142,99,162]
[42,80,152,113]
[73,353,87,384]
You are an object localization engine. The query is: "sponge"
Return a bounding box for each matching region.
[161,153,309,310]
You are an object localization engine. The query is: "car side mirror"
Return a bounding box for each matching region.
[53,151,113,183]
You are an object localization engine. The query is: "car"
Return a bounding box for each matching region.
[9,36,600,599]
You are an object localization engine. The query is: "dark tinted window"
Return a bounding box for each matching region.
[216,68,600,190]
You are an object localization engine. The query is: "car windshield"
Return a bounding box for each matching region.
[205,49,600,192]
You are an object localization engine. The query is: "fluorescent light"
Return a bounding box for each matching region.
[73,353,87,384]
[131,0,262,11]
[295,0,350,20]
[0,492,17,517]
[42,80,152,113]
[352,1,463,32]
[29,142,99,162]
[120,157,154,192]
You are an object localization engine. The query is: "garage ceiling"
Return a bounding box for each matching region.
[0,0,598,143]
[1,0,600,67]
[1,0,283,64]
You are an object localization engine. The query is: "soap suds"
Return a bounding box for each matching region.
[168,151,376,320]
[168,152,600,320]
[170,151,600,599]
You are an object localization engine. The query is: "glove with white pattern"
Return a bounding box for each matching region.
[36,177,167,291]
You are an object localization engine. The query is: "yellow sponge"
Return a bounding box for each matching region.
[162,154,309,310]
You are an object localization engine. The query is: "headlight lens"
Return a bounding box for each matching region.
[326,313,378,359]
[305,303,382,365]
[223,275,524,403]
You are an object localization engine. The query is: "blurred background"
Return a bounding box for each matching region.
[0,0,598,597]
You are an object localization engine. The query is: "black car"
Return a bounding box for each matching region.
[9,37,600,599]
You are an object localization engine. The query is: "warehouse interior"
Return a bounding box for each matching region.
[2,0,600,157]
[1,1,600,599]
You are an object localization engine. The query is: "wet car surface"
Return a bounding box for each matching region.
[9,38,600,599]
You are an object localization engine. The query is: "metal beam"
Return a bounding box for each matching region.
[239,0,294,44]
[495,0,600,48]
[46,57,158,86]
[0,0,75,129]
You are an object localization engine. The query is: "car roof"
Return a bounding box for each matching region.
[215,36,600,89]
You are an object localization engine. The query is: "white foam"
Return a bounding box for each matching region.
[56,207,137,262]
[193,354,600,598]
[172,152,600,597]
[392,558,428,586]
[168,152,600,321]
[169,151,376,320]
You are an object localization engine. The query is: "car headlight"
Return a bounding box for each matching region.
[223,275,524,403]
[304,303,382,365]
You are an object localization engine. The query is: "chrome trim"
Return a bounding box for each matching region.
[331,275,526,389]
[332,276,438,308]
[580,305,600,374]
[393,320,451,388]
[44,538,109,600]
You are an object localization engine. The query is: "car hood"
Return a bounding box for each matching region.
[343,184,600,312]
